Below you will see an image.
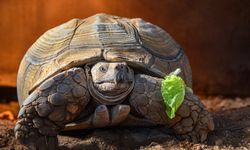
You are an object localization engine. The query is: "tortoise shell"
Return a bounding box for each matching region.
[17,13,192,105]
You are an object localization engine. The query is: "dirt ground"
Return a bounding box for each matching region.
[0,96,250,150]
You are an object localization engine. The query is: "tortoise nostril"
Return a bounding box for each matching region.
[116,64,126,71]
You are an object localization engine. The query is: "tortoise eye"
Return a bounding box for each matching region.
[99,65,108,73]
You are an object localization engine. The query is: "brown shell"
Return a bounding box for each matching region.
[17,13,192,105]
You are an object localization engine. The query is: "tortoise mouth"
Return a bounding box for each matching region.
[94,81,132,96]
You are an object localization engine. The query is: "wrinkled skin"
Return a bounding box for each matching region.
[91,62,134,96]
[14,62,214,150]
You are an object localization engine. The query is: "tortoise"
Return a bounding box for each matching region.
[14,13,214,149]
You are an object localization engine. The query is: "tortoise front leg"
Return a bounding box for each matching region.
[129,74,214,142]
[14,67,90,150]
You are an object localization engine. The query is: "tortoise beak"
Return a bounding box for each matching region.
[115,64,128,83]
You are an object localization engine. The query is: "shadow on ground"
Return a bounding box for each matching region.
[0,100,249,150]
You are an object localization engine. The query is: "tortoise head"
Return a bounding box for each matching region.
[91,62,134,95]
[86,62,135,105]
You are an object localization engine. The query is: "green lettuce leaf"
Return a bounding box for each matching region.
[161,68,185,119]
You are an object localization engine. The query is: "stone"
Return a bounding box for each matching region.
[48,93,67,105]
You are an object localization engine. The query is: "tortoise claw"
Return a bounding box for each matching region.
[111,105,130,125]
[92,105,110,127]
[173,92,214,143]
[129,74,214,142]
[92,104,131,127]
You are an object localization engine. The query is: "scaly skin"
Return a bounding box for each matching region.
[14,68,90,150]
[14,68,214,149]
[129,74,214,142]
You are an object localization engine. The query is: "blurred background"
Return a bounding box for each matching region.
[0,0,250,97]
[0,2,250,148]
